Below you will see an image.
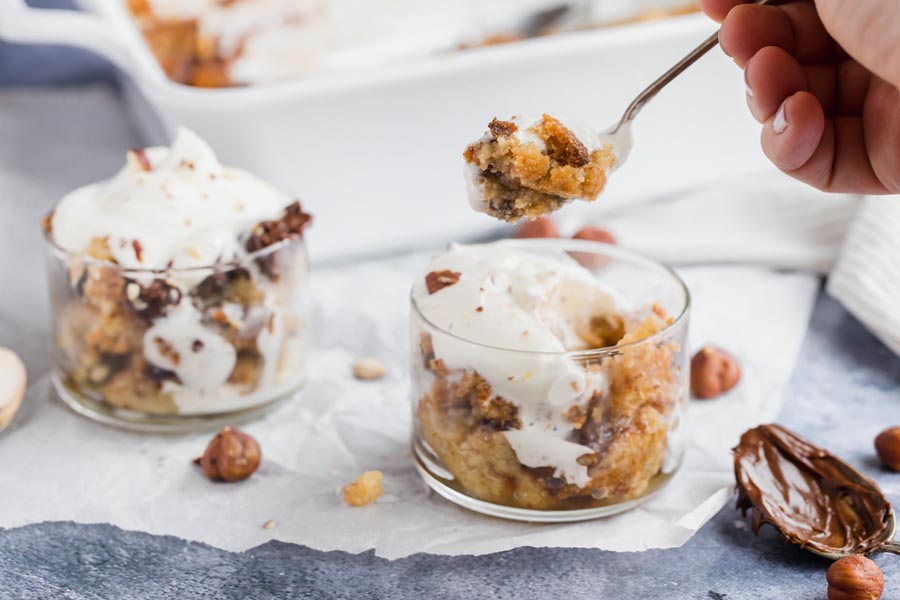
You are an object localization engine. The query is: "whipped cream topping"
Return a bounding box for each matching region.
[465,115,622,214]
[50,128,293,271]
[413,242,629,486]
[143,302,238,392]
[50,128,308,415]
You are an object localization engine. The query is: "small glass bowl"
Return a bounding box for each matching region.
[410,239,690,522]
[44,234,311,432]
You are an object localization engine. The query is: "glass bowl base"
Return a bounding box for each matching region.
[413,438,674,523]
[52,373,299,434]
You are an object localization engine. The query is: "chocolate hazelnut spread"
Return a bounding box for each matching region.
[734,424,892,556]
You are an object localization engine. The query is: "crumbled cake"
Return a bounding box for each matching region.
[416,314,680,510]
[343,471,384,507]
[44,129,313,418]
[411,243,685,512]
[464,115,617,222]
[48,201,311,416]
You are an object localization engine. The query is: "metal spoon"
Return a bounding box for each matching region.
[735,423,900,560]
[780,497,900,560]
[605,0,779,164]
[831,511,900,559]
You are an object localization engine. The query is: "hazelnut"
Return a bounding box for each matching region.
[342,470,383,507]
[573,226,616,245]
[874,426,900,471]
[514,218,559,239]
[0,347,26,431]
[353,356,387,381]
[826,556,883,600]
[570,226,616,268]
[425,270,461,294]
[195,426,261,482]
[690,346,741,399]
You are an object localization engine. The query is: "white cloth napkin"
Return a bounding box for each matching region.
[828,197,900,356]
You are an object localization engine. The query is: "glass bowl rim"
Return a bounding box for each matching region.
[409,238,691,357]
[41,227,304,275]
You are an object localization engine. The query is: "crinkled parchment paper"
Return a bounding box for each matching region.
[0,254,817,559]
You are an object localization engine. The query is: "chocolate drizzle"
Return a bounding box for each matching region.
[733,424,892,556]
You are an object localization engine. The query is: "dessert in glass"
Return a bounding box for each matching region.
[43,129,312,431]
[464,115,620,222]
[410,239,689,521]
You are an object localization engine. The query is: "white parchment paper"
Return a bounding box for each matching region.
[0,251,818,559]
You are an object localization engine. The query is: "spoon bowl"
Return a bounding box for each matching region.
[734,424,900,560]
[811,509,900,560]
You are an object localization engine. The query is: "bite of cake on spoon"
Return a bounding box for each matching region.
[463,114,620,222]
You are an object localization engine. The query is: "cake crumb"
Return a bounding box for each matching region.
[262,519,277,530]
[353,357,387,381]
[342,471,383,507]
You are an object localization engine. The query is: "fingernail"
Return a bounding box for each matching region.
[744,69,753,98]
[772,101,788,134]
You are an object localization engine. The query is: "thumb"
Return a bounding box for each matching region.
[816,0,900,89]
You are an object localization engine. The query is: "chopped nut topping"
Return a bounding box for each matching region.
[132,239,144,262]
[245,201,313,279]
[245,201,312,252]
[262,519,276,530]
[41,210,54,234]
[129,148,152,172]
[126,278,182,321]
[425,270,461,294]
[342,471,383,507]
[488,118,518,139]
[352,357,387,381]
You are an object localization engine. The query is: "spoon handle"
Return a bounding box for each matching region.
[608,0,779,134]
[879,540,900,556]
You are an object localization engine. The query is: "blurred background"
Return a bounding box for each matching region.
[0,0,775,260]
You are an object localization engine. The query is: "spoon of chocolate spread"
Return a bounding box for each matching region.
[733,424,900,558]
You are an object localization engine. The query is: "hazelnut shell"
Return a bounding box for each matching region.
[826,555,884,600]
[691,346,741,399]
[197,426,261,482]
[874,426,900,471]
[514,218,559,239]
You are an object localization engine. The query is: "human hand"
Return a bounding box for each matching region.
[700,0,900,193]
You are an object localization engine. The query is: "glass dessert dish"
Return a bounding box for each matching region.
[42,129,312,432]
[410,239,689,521]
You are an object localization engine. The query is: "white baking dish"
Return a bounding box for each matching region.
[0,0,775,262]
